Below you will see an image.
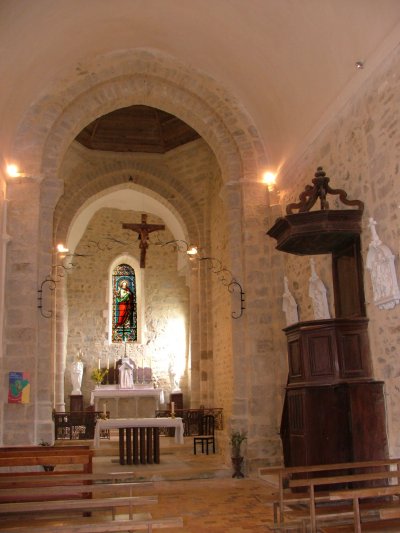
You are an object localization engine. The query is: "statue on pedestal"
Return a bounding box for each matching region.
[308,259,330,320]
[282,276,299,326]
[70,354,84,395]
[119,357,135,389]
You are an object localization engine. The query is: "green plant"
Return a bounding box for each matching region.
[91,368,108,385]
[230,430,247,457]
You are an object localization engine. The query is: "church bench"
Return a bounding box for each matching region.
[327,484,400,532]
[0,445,93,475]
[0,495,158,521]
[259,458,400,532]
[0,481,154,503]
[0,514,184,532]
[0,470,140,487]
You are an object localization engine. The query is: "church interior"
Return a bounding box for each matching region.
[1,1,400,530]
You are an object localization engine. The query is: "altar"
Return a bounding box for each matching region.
[90,385,165,418]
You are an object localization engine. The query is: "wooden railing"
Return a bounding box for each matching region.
[53,411,110,440]
[155,408,223,436]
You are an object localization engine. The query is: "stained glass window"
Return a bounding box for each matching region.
[112,264,137,342]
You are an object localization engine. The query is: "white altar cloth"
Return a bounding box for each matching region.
[90,386,164,417]
[94,417,184,447]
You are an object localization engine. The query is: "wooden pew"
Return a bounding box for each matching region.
[0,471,144,489]
[0,495,158,520]
[0,515,184,532]
[0,481,153,503]
[0,446,184,532]
[260,458,400,532]
[0,445,93,475]
[327,484,400,532]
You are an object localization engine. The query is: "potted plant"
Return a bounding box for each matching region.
[91,368,108,387]
[230,430,247,478]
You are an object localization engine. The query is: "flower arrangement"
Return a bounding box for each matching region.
[91,368,108,385]
[230,429,247,458]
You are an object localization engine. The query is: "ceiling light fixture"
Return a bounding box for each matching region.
[355,60,364,69]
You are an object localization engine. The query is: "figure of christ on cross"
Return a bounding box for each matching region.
[122,213,165,268]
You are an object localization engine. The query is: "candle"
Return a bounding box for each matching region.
[98,358,101,370]
[103,403,106,416]
[114,358,117,370]
[171,401,175,415]
[107,357,109,370]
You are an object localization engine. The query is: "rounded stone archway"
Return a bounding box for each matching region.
[4,49,283,470]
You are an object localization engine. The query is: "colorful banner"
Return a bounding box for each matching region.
[8,372,30,404]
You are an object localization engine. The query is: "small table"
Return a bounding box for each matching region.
[94,417,184,465]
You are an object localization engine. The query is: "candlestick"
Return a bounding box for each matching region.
[171,401,175,414]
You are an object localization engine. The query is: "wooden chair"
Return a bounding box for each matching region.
[193,414,215,455]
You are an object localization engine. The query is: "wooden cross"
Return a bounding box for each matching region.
[122,213,165,268]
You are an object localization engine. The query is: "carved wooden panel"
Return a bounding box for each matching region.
[282,383,387,467]
[307,334,335,378]
[288,339,303,379]
[288,391,304,432]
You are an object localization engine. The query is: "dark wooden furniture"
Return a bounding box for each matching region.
[267,167,388,468]
[0,445,93,476]
[193,415,216,455]
[170,392,183,410]
[118,427,160,465]
[69,395,83,413]
[53,410,109,440]
[155,407,223,436]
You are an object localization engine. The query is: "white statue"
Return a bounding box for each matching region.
[366,218,400,310]
[282,276,299,326]
[119,357,135,389]
[168,361,180,392]
[308,259,330,320]
[70,357,84,395]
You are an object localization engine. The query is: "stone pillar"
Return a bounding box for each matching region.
[224,177,285,470]
[3,175,63,445]
[54,276,67,412]
[0,194,11,445]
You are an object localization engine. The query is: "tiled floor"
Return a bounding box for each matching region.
[93,433,277,532]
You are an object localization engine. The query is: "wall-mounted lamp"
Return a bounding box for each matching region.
[187,245,198,256]
[56,243,69,253]
[6,164,22,178]
[262,170,277,192]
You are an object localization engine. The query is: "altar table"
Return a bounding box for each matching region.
[94,417,184,465]
[90,386,164,418]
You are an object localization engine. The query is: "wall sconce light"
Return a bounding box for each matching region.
[56,243,69,253]
[187,245,198,256]
[262,170,277,192]
[6,164,22,178]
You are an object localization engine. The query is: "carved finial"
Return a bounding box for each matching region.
[286,167,364,215]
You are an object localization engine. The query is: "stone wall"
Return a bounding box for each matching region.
[278,43,400,455]
[209,175,233,456]
[65,208,189,409]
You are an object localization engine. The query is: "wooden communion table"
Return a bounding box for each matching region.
[94,417,184,465]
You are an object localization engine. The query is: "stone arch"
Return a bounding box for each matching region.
[8,48,269,442]
[12,48,268,185]
[54,155,204,251]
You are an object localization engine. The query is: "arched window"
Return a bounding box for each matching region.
[112,263,137,342]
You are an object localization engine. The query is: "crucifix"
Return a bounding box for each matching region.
[122,213,165,268]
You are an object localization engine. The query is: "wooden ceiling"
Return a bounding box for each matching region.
[75,105,201,153]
